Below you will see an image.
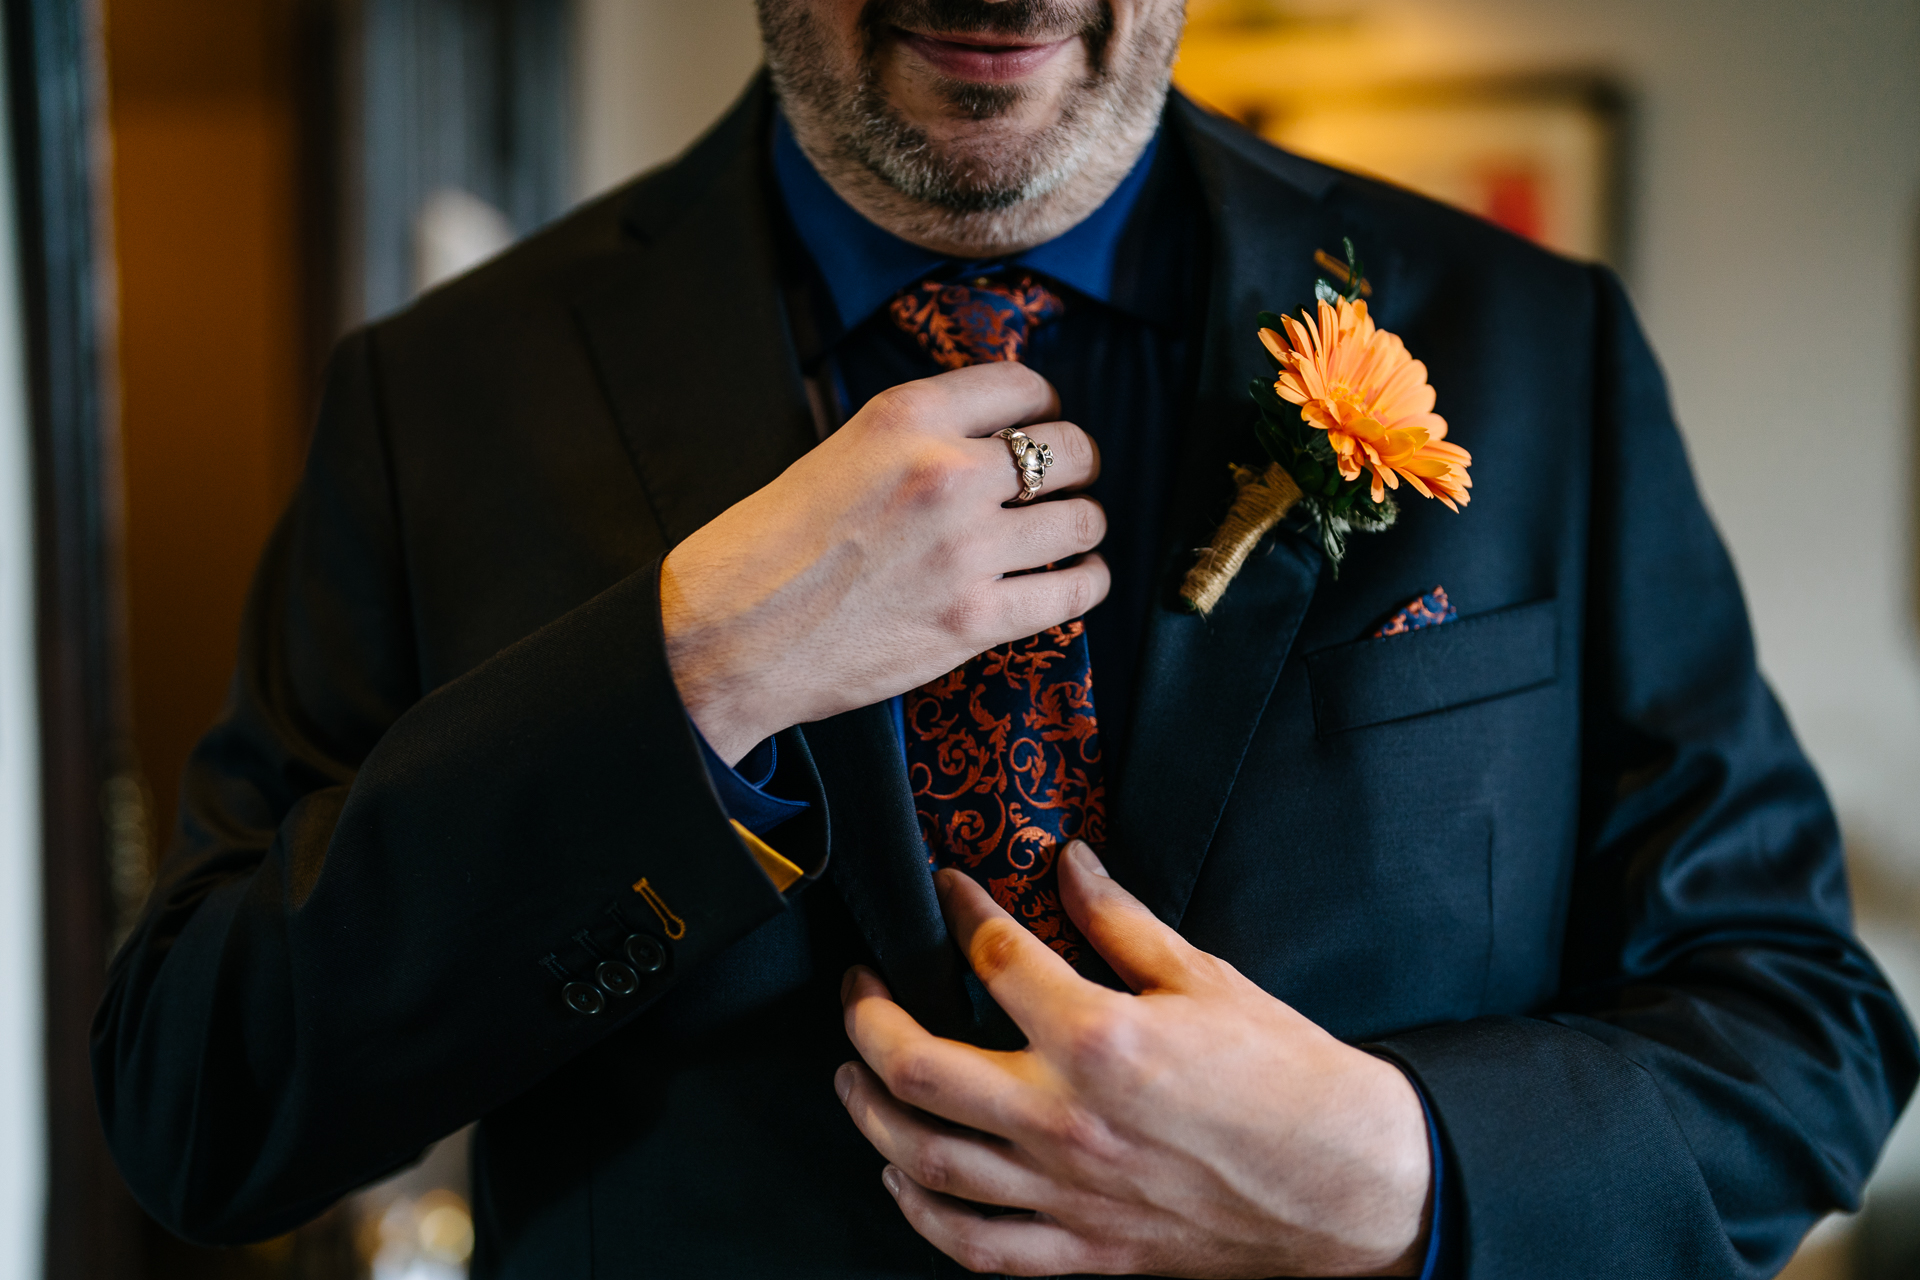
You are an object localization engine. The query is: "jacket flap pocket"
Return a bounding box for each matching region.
[1306,598,1558,736]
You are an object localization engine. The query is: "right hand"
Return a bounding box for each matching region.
[661,361,1108,765]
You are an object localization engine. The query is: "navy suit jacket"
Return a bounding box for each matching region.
[93,78,1916,1278]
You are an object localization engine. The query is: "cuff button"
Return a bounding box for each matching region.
[562,981,605,1016]
[595,961,640,998]
[625,933,667,974]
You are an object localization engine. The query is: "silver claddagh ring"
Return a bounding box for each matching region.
[995,427,1053,504]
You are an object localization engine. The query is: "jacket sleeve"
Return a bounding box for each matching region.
[90,329,808,1244]
[1372,269,1918,1278]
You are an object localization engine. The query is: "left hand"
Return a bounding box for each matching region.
[836,840,1433,1278]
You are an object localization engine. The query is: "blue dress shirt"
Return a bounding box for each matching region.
[691,110,1452,1280]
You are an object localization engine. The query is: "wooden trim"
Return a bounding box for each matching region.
[4,0,145,1274]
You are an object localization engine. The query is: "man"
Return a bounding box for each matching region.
[93,0,1915,1276]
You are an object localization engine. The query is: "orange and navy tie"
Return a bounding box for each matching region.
[891,271,1102,966]
[889,273,1065,369]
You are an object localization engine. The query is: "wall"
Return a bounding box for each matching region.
[0,23,47,1280]
[572,0,764,199]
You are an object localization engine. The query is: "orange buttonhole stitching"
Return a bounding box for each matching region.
[630,877,687,940]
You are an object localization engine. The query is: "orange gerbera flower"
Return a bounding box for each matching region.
[1260,298,1471,510]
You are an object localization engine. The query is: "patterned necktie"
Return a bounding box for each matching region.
[890,273,1065,369]
[891,271,1102,966]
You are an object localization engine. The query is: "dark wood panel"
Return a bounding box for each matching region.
[4,0,146,1275]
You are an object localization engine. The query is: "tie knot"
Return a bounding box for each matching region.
[888,271,1065,370]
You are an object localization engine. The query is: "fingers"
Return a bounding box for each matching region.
[1010,419,1100,493]
[837,1061,1058,1211]
[841,966,1037,1137]
[1056,840,1205,995]
[964,419,1100,512]
[985,553,1111,643]
[866,362,1061,439]
[999,496,1106,575]
[935,869,1114,1040]
[883,1175,1108,1278]
[857,367,1096,496]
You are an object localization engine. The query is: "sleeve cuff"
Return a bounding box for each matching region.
[690,717,811,836]
[1409,1074,1452,1280]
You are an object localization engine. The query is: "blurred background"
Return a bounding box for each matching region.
[0,0,1912,1276]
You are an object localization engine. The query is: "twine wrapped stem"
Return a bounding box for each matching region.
[1179,461,1303,616]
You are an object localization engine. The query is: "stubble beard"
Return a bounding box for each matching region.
[760,0,1183,257]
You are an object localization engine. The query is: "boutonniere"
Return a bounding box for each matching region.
[1180,240,1472,615]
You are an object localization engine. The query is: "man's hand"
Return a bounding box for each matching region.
[660,361,1107,764]
[837,841,1434,1278]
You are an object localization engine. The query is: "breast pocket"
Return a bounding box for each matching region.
[1304,598,1559,736]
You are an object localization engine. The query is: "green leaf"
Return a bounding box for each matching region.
[1254,399,1309,452]
[1250,378,1287,413]
[1352,496,1398,533]
[1304,497,1348,573]
[1255,309,1292,332]
[1342,236,1367,304]
[1323,523,1346,568]
[1253,419,1291,466]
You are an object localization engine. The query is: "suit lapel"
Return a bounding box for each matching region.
[573,78,819,547]
[1103,97,1346,928]
[570,81,960,1008]
[799,708,981,1039]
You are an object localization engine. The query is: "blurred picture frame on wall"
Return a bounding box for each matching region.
[1254,77,1628,266]
[1177,16,1629,268]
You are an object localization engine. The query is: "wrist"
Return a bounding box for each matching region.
[1340,1049,1435,1276]
[660,555,788,766]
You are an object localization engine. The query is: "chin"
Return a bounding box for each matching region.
[916,115,1067,175]
[887,70,1081,131]
[764,0,1179,256]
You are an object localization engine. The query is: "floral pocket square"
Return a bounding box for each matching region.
[1372,586,1457,637]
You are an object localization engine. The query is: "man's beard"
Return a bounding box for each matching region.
[760,0,1180,219]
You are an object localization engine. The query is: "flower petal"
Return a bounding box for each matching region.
[1257,294,1468,516]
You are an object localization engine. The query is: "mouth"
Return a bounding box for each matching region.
[894,28,1078,82]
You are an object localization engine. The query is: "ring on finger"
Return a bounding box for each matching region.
[995,427,1054,504]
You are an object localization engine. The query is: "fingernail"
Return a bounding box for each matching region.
[835,1062,854,1104]
[932,867,954,898]
[1069,840,1110,877]
[882,1166,904,1197]
[840,967,858,1003]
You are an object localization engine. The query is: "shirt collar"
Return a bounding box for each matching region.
[772,110,1162,333]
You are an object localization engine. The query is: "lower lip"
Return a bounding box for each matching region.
[897,31,1076,82]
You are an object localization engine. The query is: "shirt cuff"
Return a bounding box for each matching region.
[1411,1076,1452,1280]
[690,718,810,836]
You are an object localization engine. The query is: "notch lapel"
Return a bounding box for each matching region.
[1103,98,1348,928]
[573,78,818,546]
